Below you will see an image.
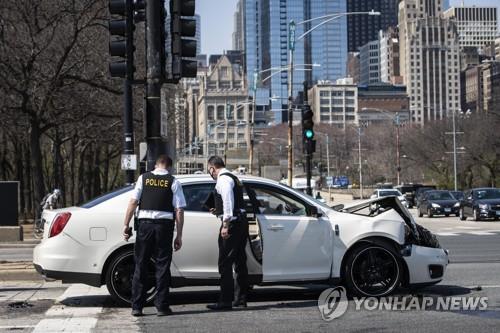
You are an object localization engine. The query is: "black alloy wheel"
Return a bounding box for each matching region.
[344,242,402,297]
[105,249,157,306]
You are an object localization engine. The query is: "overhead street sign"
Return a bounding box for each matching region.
[289,21,296,51]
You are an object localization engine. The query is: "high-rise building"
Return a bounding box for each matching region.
[496,36,500,60]
[232,0,245,51]
[195,14,201,55]
[244,0,348,123]
[379,27,402,85]
[347,0,399,52]
[443,7,498,49]
[359,40,380,85]
[399,0,461,126]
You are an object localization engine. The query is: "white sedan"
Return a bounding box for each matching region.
[34,175,448,305]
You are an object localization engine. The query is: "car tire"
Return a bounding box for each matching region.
[459,208,466,221]
[343,240,402,298]
[455,213,460,217]
[105,248,157,306]
[427,208,433,218]
[418,209,423,218]
[445,214,449,217]
[473,208,481,222]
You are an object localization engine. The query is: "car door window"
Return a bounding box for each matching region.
[251,186,307,216]
[182,183,215,212]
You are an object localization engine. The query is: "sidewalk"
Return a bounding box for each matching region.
[0,223,42,281]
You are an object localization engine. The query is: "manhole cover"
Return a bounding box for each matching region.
[8,301,34,309]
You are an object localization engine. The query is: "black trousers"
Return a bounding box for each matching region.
[131,219,174,311]
[218,216,249,304]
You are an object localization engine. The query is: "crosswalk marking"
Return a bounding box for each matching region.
[32,284,107,333]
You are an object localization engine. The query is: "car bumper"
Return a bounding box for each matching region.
[403,245,449,285]
[478,208,500,219]
[430,207,459,215]
[33,234,102,287]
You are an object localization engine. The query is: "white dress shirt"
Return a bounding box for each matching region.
[131,168,186,220]
[215,169,240,222]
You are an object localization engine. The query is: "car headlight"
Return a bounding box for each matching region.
[454,202,460,207]
[431,203,441,208]
[478,203,489,210]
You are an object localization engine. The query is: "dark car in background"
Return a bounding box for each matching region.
[395,183,423,208]
[450,191,464,201]
[415,186,437,208]
[459,188,500,221]
[418,190,460,218]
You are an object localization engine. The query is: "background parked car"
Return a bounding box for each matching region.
[418,190,460,218]
[395,183,423,208]
[459,188,500,221]
[450,191,464,201]
[415,186,437,208]
[370,189,408,207]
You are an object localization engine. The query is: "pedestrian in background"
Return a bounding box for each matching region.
[123,155,186,317]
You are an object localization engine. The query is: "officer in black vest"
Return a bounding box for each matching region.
[206,156,249,310]
[123,155,186,317]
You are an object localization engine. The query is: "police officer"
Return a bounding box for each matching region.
[206,156,249,310]
[123,155,186,317]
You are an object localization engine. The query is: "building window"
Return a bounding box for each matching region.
[217,105,225,119]
[220,67,228,78]
[207,106,215,120]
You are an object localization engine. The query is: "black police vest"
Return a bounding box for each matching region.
[138,172,175,213]
[214,173,245,217]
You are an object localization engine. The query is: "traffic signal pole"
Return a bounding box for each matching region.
[123,0,135,184]
[303,82,312,196]
[145,0,166,171]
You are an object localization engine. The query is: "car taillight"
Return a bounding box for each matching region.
[49,212,72,238]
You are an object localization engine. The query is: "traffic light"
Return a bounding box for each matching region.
[108,0,145,78]
[302,104,315,140]
[169,0,198,81]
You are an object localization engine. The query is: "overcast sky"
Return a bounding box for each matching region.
[197,0,500,57]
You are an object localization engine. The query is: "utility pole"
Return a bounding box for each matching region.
[357,126,363,199]
[326,134,330,178]
[452,109,458,191]
[249,70,258,174]
[123,0,135,184]
[287,20,296,187]
[145,0,166,170]
[395,113,401,186]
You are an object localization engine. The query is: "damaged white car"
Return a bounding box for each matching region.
[33,175,448,305]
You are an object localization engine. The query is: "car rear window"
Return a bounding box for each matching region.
[80,186,133,208]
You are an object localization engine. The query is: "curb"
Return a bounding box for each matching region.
[0,269,44,282]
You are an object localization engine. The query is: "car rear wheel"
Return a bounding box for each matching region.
[343,241,402,297]
[427,208,433,218]
[105,249,157,306]
[459,208,466,221]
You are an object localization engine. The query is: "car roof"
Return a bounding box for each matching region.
[174,173,278,184]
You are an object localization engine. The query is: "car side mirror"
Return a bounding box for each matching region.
[309,205,322,218]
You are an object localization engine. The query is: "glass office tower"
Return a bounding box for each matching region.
[244,0,347,123]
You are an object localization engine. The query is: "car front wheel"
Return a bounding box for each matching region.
[343,241,402,297]
[473,208,481,222]
[105,249,157,306]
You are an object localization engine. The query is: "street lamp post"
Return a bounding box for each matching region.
[286,10,380,187]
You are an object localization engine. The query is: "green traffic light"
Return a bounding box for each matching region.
[305,129,314,139]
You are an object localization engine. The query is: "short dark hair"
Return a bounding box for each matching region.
[156,155,172,167]
[208,156,225,168]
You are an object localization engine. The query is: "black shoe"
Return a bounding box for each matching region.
[157,307,173,316]
[232,299,247,308]
[206,303,232,311]
[131,309,143,317]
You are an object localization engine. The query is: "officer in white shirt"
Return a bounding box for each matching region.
[123,155,186,317]
[206,156,249,310]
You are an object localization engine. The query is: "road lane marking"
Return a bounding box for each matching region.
[32,284,107,333]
